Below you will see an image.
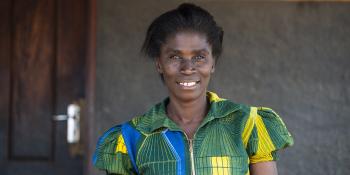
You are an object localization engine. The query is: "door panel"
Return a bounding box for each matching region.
[11,0,55,160]
[0,0,89,174]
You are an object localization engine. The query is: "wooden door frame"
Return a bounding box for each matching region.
[85,0,96,174]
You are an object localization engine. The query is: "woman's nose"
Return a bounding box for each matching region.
[180,59,195,74]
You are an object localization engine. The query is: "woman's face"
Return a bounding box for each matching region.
[156,31,215,102]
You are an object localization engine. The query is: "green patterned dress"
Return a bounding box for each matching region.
[93,91,293,175]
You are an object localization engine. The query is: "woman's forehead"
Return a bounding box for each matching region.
[162,31,212,54]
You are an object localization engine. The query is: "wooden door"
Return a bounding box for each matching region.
[0,0,93,174]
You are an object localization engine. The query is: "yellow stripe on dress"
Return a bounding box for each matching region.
[207,91,226,103]
[242,107,257,148]
[256,114,276,153]
[211,156,230,175]
[250,109,276,163]
[115,134,127,154]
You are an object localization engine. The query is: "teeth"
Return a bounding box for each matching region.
[179,82,196,87]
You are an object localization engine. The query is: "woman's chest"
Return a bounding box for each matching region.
[135,123,249,175]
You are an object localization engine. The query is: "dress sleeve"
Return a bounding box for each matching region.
[93,125,134,174]
[245,107,294,164]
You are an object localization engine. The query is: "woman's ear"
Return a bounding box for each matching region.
[211,61,215,73]
[155,58,163,74]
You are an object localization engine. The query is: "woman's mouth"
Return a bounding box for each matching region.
[177,81,200,88]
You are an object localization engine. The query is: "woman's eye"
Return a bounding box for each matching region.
[193,55,205,61]
[169,55,181,60]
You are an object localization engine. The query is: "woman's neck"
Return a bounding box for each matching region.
[166,94,209,125]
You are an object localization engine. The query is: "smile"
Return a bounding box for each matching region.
[177,81,200,87]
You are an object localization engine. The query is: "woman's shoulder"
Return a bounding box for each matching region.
[95,125,123,151]
[224,100,287,124]
[221,100,291,137]
[234,104,291,134]
[93,125,125,167]
[241,105,294,155]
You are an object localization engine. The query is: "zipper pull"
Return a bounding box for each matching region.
[188,139,193,150]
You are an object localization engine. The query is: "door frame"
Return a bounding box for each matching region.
[85,0,96,174]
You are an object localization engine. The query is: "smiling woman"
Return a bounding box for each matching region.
[93,3,293,175]
[156,32,215,105]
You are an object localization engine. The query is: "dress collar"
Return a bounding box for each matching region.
[134,91,241,133]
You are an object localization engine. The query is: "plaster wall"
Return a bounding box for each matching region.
[96,1,350,174]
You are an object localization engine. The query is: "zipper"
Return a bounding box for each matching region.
[188,139,195,175]
[184,133,196,175]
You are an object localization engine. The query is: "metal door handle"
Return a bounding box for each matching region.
[53,103,81,144]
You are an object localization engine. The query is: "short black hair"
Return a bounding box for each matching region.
[141,3,224,60]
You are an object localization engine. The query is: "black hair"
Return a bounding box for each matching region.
[141,3,224,60]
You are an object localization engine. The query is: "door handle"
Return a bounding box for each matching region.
[53,103,81,144]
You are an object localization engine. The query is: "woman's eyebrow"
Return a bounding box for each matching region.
[165,48,209,54]
[193,49,210,54]
[164,48,180,54]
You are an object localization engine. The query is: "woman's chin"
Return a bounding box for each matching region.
[170,89,206,102]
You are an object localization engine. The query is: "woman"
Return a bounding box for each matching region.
[93,3,293,175]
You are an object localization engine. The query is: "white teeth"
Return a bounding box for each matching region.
[179,82,196,87]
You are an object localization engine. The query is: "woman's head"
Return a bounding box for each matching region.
[141,3,224,61]
[141,3,223,101]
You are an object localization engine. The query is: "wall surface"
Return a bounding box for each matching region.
[96,1,350,174]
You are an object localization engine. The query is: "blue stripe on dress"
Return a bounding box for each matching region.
[121,123,141,174]
[162,129,186,175]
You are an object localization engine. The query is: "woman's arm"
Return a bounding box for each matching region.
[249,161,278,175]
